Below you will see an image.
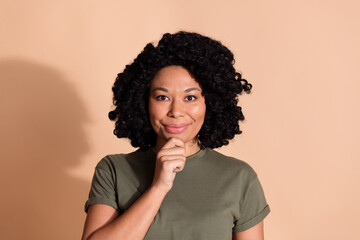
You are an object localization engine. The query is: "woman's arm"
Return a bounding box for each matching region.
[81,185,167,240]
[81,138,186,240]
[233,221,264,240]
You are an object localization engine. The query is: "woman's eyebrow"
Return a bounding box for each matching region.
[152,87,168,92]
[152,87,201,93]
[184,87,201,93]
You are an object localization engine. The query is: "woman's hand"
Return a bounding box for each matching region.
[151,138,186,193]
[82,138,186,240]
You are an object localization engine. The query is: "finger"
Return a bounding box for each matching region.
[162,137,185,149]
[159,154,186,162]
[163,159,186,172]
[158,147,185,158]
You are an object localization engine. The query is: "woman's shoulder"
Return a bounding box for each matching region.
[204,148,258,179]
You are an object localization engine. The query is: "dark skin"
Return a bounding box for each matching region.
[81,66,265,240]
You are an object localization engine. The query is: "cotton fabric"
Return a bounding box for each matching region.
[85,148,270,239]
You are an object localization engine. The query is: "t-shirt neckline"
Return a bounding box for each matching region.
[186,147,206,161]
[147,147,206,162]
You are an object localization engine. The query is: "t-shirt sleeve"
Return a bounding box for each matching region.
[84,158,120,213]
[233,174,270,232]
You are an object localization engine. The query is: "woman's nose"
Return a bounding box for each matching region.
[167,99,184,118]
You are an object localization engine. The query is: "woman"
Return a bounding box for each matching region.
[82,32,270,240]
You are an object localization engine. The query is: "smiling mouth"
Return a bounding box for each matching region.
[164,124,189,134]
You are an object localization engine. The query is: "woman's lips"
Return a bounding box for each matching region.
[164,124,189,134]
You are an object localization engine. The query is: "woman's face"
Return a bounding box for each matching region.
[149,65,206,150]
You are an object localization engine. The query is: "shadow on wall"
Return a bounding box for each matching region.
[0,59,90,240]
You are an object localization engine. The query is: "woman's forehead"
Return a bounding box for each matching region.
[151,65,201,90]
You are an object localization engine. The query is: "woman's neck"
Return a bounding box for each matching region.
[152,138,201,157]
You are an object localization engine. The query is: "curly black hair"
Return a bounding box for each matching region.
[108,31,252,150]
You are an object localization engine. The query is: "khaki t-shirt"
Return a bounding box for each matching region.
[85,148,270,240]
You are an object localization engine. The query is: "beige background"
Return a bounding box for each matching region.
[1,0,359,239]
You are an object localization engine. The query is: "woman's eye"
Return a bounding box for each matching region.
[184,95,197,101]
[156,95,169,101]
